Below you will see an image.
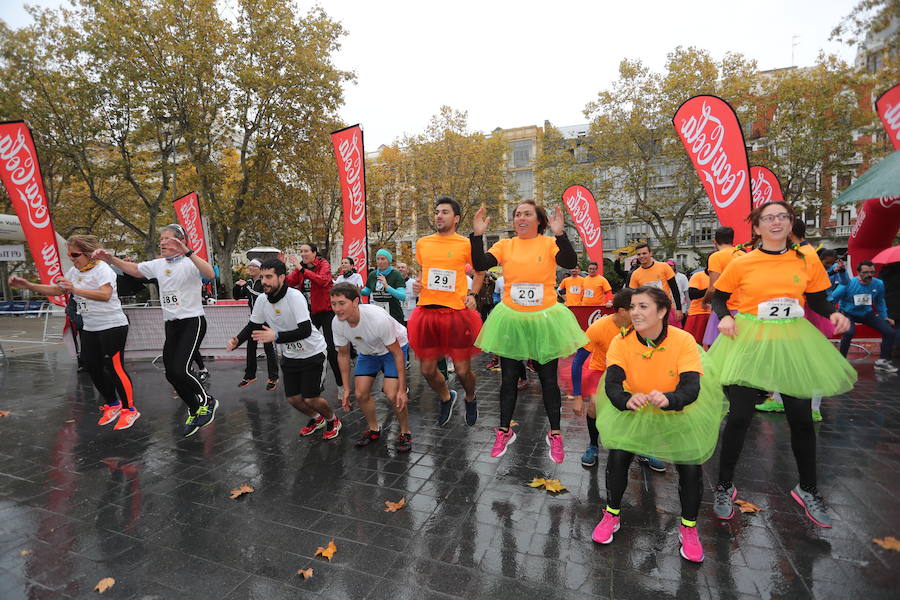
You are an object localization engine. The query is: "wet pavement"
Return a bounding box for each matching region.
[0,349,898,599]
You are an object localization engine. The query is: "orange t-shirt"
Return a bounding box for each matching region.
[488,235,558,312]
[629,261,675,298]
[687,270,711,316]
[415,233,472,310]
[606,327,703,394]
[559,275,584,306]
[585,314,628,371]
[708,246,743,310]
[581,275,612,306]
[714,249,831,315]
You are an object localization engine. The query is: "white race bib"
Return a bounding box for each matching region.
[511,283,543,306]
[570,285,581,294]
[374,300,390,313]
[646,280,664,290]
[427,268,457,292]
[160,290,183,309]
[583,288,594,298]
[758,297,802,320]
[853,294,872,306]
[284,341,304,353]
[75,297,88,314]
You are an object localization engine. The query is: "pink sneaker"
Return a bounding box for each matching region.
[678,524,704,562]
[490,428,517,458]
[546,432,565,464]
[98,404,122,426]
[591,511,620,544]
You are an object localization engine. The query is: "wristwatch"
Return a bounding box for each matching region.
[184,249,195,258]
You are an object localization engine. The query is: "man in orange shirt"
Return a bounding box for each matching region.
[701,227,743,347]
[628,243,683,321]
[558,267,584,306]
[581,262,613,307]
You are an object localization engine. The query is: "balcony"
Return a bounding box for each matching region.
[829,225,852,238]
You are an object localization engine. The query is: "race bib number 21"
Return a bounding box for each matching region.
[757,297,801,320]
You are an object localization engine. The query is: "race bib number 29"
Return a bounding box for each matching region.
[511,283,543,306]
[758,297,801,320]
[427,268,457,292]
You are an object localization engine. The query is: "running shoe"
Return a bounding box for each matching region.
[811,410,823,422]
[299,415,326,436]
[395,433,412,453]
[678,525,704,562]
[713,484,737,520]
[114,409,141,431]
[516,378,529,391]
[490,428,517,458]
[182,413,199,438]
[356,429,381,447]
[581,445,600,468]
[265,379,278,391]
[526,360,536,373]
[237,378,255,388]
[323,418,342,440]
[591,511,620,544]
[98,404,122,426]
[790,484,832,528]
[755,398,785,412]
[874,359,898,373]
[485,356,499,370]
[637,456,666,472]
[197,369,210,384]
[438,390,457,426]
[546,432,565,464]
[464,398,478,426]
[194,397,218,430]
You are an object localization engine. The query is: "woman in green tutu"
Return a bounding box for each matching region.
[708,201,855,528]
[470,201,588,463]
[592,286,726,563]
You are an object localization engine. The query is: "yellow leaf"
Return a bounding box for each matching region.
[543,479,568,494]
[0,410,10,418]
[229,483,255,500]
[735,499,762,513]
[65,419,75,423]
[94,577,115,593]
[314,539,337,561]
[873,536,900,551]
[384,497,406,512]
[19,549,32,556]
[297,567,314,579]
[509,420,519,427]
[527,478,547,488]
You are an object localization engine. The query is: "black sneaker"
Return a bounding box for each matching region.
[464,398,478,426]
[438,390,457,426]
[238,378,256,388]
[182,412,199,437]
[194,397,218,430]
[356,429,381,447]
[265,379,278,391]
[395,433,412,453]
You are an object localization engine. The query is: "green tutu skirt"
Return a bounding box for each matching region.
[706,313,857,398]
[595,350,728,464]
[476,301,588,364]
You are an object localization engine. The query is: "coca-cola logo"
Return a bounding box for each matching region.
[850,205,866,239]
[879,196,900,209]
[0,126,51,229]
[587,309,604,325]
[678,100,747,209]
[751,171,773,208]
[41,242,63,281]
[338,132,366,225]
[882,102,900,142]
[562,186,602,248]
[177,197,204,253]
[346,237,367,271]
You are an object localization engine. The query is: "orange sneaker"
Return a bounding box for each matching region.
[114,409,141,430]
[322,418,342,440]
[98,404,122,426]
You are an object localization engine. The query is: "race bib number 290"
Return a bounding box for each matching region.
[757,297,801,320]
[284,341,303,353]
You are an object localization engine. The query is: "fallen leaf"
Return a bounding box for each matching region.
[314,539,337,561]
[873,536,900,551]
[527,478,547,488]
[297,567,314,579]
[94,577,115,593]
[229,483,255,500]
[383,497,406,512]
[19,549,32,556]
[65,419,75,423]
[509,420,519,427]
[543,479,568,494]
[0,411,10,418]
[735,499,762,513]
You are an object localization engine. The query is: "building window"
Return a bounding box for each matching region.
[838,210,851,227]
[837,173,851,191]
[511,169,533,200]
[510,140,532,168]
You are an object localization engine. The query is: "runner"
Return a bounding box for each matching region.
[227,259,341,440]
[232,259,279,390]
[397,263,418,323]
[558,267,584,306]
[570,288,633,467]
[684,268,711,344]
[628,243,683,324]
[330,283,411,452]
[708,201,856,528]
[581,262,613,307]
[10,234,138,430]
[470,200,588,463]
[335,256,365,290]
[701,227,742,346]
[93,224,217,437]
[592,286,726,563]
[361,249,406,323]
[408,197,482,427]
[834,260,897,373]
[666,259,690,323]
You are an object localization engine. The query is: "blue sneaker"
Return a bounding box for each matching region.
[581,445,600,468]
[638,455,666,472]
[464,397,478,426]
[438,390,457,426]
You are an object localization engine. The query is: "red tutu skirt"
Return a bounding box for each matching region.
[683,313,710,344]
[407,306,482,361]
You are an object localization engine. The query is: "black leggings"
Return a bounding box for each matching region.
[245,336,278,380]
[312,310,342,387]
[717,385,816,490]
[163,316,209,412]
[606,449,702,521]
[499,357,561,430]
[80,325,134,410]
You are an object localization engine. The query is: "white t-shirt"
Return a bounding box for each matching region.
[336,272,364,288]
[332,304,408,357]
[403,278,418,319]
[250,287,326,359]
[137,256,205,321]
[495,276,505,299]
[67,263,129,332]
[674,272,689,312]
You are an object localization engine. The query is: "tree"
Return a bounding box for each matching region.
[533,122,595,204]
[830,0,900,47]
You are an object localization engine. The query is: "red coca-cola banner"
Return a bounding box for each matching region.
[875,84,900,150]
[0,121,65,306]
[568,305,613,330]
[673,96,752,242]
[562,184,604,273]
[750,166,784,208]
[331,124,368,274]
[173,191,210,263]
[848,196,900,275]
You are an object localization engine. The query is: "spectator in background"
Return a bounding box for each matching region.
[666,259,690,325]
[833,260,897,373]
[335,256,364,290]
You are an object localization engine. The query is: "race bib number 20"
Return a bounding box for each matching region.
[757,297,802,320]
[511,283,543,306]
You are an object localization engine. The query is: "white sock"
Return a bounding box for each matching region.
[811,396,822,412]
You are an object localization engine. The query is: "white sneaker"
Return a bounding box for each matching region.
[874,359,898,373]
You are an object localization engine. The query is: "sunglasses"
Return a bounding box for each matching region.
[68,252,83,258]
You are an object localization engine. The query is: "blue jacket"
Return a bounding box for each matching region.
[833,277,888,320]
[826,264,849,302]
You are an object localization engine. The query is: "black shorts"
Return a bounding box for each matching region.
[281,353,326,398]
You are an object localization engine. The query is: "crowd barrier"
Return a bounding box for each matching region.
[122,304,251,359]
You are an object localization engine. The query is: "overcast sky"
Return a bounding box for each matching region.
[5,0,860,148]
